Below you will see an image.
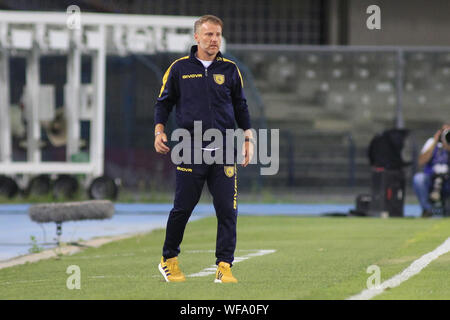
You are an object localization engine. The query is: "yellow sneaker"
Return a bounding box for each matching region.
[158,256,186,282]
[214,262,238,283]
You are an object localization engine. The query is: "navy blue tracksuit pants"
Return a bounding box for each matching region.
[162,157,238,266]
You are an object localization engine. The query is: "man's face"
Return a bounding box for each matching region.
[194,21,222,57]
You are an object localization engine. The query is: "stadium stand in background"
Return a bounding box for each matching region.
[229,47,450,191]
[1,0,450,199]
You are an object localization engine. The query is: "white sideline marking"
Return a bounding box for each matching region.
[64,252,136,260]
[1,274,149,286]
[0,233,141,270]
[347,237,450,300]
[185,249,263,253]
[187,249,276,277]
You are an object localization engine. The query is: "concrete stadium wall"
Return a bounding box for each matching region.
[346,0,450,46]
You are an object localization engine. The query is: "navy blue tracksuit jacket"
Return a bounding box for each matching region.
[154,45,251,265]
[155,45,251,135]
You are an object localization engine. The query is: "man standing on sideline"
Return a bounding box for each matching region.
[154,15,254,283]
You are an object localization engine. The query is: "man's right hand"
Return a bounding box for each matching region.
[434,128,443,142]
[154,132,170,154]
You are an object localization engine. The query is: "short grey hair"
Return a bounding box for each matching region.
[194,15,223,34]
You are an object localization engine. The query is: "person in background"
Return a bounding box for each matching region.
[413,124,450,217]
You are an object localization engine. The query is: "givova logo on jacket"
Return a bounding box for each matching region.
[182,74,203,79]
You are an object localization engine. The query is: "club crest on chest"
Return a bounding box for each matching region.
[213,74,225,85]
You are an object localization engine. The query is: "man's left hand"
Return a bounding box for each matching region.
[241,138,254,167]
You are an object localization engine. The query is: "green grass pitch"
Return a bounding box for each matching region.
[1,216,449,299]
